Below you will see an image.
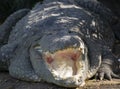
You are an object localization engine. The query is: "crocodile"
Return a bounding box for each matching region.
[0,0,119,87]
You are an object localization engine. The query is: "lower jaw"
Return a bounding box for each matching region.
[49,71,86,87]
[52,78,86,88]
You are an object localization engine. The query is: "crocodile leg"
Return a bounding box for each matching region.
[0,9,30,70]
[9,44,41,82]
[0,43,17,71]
[97,50,120,80]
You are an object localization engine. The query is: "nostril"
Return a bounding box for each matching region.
[68,30,72,33]
[78,77,82,82]
[78,79,81,82]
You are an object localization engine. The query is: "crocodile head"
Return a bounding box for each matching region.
[29,33,99,87]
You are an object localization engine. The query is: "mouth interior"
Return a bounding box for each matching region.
[44,48,83,79]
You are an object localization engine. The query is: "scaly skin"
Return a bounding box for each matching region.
[0,0,119,87]
[0,9,30,71]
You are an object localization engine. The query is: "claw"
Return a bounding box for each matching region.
[97,62,120,81]
[105,73,112,80]
[99,72,104,80]
[111,72,120,79]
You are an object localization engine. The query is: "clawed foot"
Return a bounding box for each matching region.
[96,63,120,80]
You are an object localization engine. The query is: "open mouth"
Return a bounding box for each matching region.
[30,41,87,87]
[30,34,88,87]
[43,48,84,80]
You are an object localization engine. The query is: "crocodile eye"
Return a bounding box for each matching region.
[30,43,43,60]
[33,44,41,50]
[33,44,42,52]
[29,44,43,60]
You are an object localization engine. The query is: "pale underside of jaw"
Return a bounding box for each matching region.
[43,48,85,80]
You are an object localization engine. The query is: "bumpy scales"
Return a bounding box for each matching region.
[0,0,119,87]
